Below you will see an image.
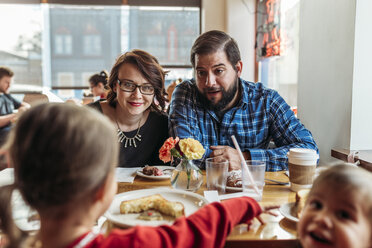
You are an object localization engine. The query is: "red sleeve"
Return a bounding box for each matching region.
[88,197,261,248]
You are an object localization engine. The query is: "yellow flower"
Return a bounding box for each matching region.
[178,138,205,160]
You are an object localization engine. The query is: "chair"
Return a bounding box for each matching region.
[22,93,49,106]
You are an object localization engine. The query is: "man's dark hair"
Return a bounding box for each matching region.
[190,30,241,70]
[0,67,14,80]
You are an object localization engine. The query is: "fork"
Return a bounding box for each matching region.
[265,179,289,185]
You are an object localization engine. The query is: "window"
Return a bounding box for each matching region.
[83,35,101,56]
[127,6,199,66]
[0,4,42,87]
[55,34,72,55]
[0,2,200,100]
[56,72,74,99]
[257,0,300,108]
[81,72,95,85]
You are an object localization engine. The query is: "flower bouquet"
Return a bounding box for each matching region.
[159,137,205,191]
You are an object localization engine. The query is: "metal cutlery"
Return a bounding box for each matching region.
[265,179,289,185]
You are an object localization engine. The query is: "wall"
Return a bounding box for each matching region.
[350,0,372,149]
[202,0,372,165]
[201,0,226,32]
[226,0,255,81]
[202,0,256,81]
[298,0,372,165]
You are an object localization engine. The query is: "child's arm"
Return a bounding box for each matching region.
[91,197,261,248]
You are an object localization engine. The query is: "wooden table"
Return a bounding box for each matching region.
[114,171,300,248]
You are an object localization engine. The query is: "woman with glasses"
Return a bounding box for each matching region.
[89,49,168,167]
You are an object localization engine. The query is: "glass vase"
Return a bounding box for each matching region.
[170,158,203,192]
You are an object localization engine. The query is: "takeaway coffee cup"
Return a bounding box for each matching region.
[287,148,318,192]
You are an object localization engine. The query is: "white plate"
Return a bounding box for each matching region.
[105,188,209,228]
[225,186,243,192]
[136,166,175,180]
[12,190,40,231]
[279,202,299,222]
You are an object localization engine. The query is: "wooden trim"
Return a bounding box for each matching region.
[161,65,192,69]
[127,0,200,7]
[52,86,88,90]
[331,148,372,172]
[46,0,122,5]
[225,239,301,248]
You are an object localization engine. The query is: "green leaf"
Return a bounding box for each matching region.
[171,148,182,158]
[170,171,180,185]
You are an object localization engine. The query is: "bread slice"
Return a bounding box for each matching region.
[120,194,185,218]
[294,189,310,218]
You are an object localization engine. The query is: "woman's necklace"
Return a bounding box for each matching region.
[115,116,142,148]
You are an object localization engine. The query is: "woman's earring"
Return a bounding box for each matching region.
[153,96,159,105]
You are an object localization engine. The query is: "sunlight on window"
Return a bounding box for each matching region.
[0,3,199,100]
[0,4,42,87]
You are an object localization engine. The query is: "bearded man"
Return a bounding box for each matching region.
[169,30,317,171]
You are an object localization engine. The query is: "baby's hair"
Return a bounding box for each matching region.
[89,70,109,87]
[312,164,372,222]
[0,103,118,246]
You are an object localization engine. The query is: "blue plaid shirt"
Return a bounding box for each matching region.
[169,78,318,171]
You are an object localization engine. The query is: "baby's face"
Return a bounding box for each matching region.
[298,185,371,248]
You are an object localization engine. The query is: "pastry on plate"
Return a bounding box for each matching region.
[226,170,242,187]
[142,165,163,176]
[120,194,185,218]
[293,189,310,218]
[137,210,163,221]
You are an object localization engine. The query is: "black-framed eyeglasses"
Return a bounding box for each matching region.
[117,79,155,95]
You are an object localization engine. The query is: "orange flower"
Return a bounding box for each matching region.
[159,137,179,163]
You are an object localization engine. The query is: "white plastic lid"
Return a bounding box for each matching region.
[287,148,318,159]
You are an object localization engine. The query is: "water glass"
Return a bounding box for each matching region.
[241,161,265,201]
[206,158,229,194]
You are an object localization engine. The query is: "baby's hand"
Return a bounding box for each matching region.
[255,204,280,225]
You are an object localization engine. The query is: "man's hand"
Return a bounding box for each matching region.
[17,106,28,114]
[11,106,29,123]
[209,145,250,171]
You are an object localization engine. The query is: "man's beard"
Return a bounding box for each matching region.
[200,77,239,112]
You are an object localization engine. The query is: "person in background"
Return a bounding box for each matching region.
[298,164,372,248]
[0,103,278,248]
[89,70,109,100]
[89,49,168,167]
[0,66,30,145]
[169,30,318,171]
[166,78,182,103]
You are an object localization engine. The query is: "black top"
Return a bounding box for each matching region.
[88,101,169,167]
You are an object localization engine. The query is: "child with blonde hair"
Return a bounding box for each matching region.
[298,164,372,248]
[0,103,275,248]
